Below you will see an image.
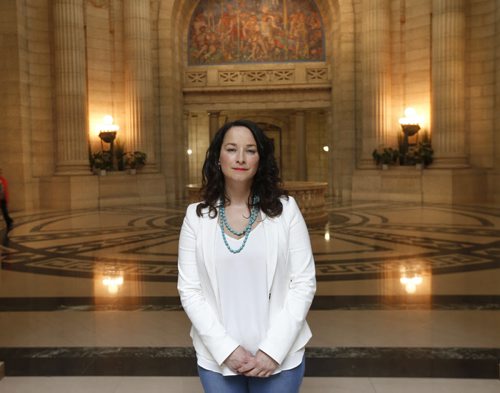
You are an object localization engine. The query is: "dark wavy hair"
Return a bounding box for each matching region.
[196,119,288,218]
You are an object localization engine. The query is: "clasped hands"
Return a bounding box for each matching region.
[225,346,278,378]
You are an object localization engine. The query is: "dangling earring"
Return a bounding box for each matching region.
[217,161,221,170]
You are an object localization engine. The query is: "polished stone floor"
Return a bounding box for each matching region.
[0,199,499,391]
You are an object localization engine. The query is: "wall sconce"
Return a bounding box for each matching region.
[97,115,120,168]
[398,108,421,157]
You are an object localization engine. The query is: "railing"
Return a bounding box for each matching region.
[186,181,328,226]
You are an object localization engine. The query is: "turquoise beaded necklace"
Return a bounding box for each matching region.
[219,196,259,254]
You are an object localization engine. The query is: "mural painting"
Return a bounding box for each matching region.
[188,0,325,65]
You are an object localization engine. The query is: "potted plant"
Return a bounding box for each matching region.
[372,147,398,170]
[91,151,112,176]
[414,142,433,169]
[125,151,147,174]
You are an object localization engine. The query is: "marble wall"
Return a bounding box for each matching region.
[0,0,499,211]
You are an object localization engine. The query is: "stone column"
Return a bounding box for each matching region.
[496,2,500,170]
[493,2,500,203]
[295,111,307,180]
[208,111,220,142]
[360,0,392,168]
[124,0,156,168]
[53,0,89,175]
[431,0,467,167]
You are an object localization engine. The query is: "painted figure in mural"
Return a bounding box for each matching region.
[178,120,316,393]
[218,3,239,61]
[246,16,270,61]
[288,9,309,59]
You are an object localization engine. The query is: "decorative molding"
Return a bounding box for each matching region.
[186,66,329,89]
[228,69,296,85]
[185,71,207,86]
[306,67,328,82]
[273,69,295,82]
[219,71,241,84]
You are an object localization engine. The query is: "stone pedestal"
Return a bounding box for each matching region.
[422,169,486,204]
[39,172,167,209]
[352,168,423,202]
[39,175,99,210]
[352,168,487,204]
[98,172,166,207]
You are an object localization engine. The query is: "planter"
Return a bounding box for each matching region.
[381,164,389,171]
[415,163,423,170]
[128,168,137,175]
[99,169,107,176]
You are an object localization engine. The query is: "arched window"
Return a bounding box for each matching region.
[188,0,325,65]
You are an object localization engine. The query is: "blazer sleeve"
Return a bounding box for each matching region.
[177,204,239,366]
[258,197,316,364]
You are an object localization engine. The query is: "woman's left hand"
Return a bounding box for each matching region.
[237,350,279,378]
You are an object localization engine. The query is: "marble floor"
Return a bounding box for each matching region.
[0,199,499,391]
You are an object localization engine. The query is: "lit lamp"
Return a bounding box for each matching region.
[398,108,421,159]
[97,115,120,169]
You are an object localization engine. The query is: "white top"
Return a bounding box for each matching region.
[217,223,269,356]
[197,223,268,374]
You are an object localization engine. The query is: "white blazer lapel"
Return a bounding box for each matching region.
[262,212,279,293]
[201,213,220,305]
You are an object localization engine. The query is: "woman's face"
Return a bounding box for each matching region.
[219,126,260,185]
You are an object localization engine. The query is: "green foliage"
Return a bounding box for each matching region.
[126,151,147,169]
[415,142,434,166]
[403,142,433,167]
[91,151,113,170]
[372,147,399,166]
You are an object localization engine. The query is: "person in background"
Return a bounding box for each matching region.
[177,119,316,393]
[0,168,14,232]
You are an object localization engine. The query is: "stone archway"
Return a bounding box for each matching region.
[158,0,356,199]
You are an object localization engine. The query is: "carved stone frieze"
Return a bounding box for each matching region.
[185,71,207,86]
[306,67,328,82]
[185,66,328,88]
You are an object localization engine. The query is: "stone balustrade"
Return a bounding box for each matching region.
[186,181,328,226]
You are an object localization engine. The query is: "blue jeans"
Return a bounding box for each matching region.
[198,357,305,393]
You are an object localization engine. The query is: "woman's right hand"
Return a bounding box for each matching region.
[224,346,254,372]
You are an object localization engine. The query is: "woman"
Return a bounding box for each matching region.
[177,120,316,393]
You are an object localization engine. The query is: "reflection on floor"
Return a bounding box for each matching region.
[0,200,499,390]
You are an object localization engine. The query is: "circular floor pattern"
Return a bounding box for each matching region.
[1,202,499,281]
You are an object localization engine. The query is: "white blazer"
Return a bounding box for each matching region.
[177,196,316,374]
